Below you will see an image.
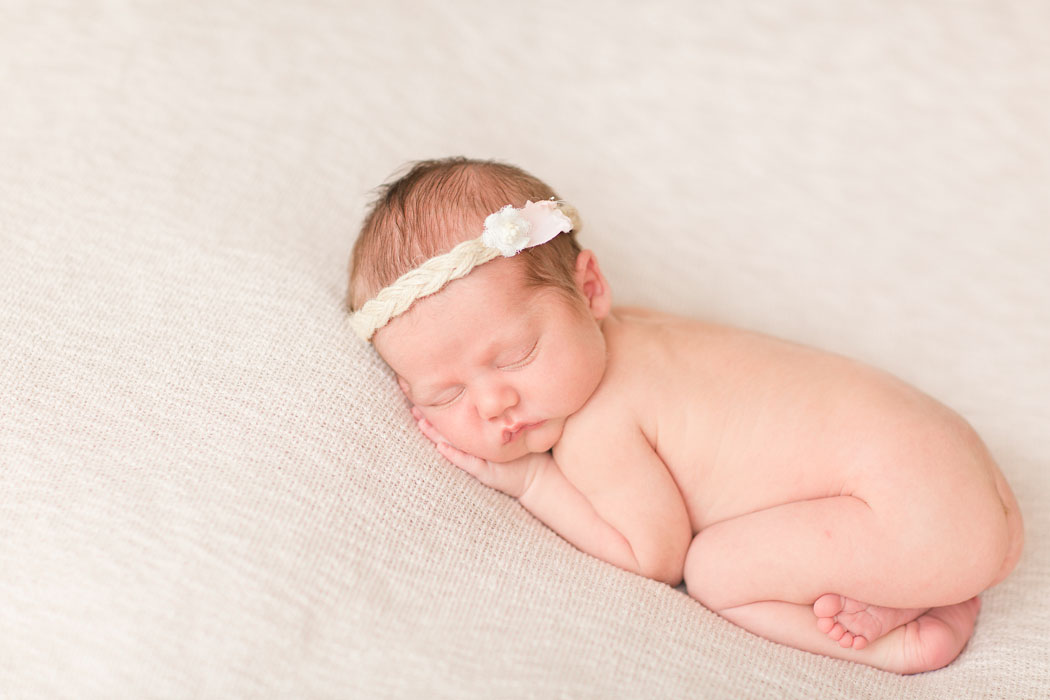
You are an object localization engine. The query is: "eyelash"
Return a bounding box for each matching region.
[429,388,463,409]
[499,341,538,371]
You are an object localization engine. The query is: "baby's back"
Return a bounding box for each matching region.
[570,307,998,533]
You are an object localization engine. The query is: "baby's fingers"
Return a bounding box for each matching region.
[434,441,489,478]
[412,407,448,446]
[410,408,487,477]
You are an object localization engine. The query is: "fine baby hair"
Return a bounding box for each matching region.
[347,158,584,341]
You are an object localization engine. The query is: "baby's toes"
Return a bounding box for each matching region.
[813,593,846,619]
[824,621,847,642]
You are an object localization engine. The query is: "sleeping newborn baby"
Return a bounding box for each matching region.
[346,157,1023,674]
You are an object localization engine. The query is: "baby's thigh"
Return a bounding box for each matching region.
[683,490,1005,611]
[852,409,1018,592]
[863,473,1012,597]
[683,495,895,609]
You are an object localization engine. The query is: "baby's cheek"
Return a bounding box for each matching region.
[435,413,485,453]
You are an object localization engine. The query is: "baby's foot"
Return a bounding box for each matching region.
[814,594,928,650]
[875,597,981,674]
[893,597,981,673]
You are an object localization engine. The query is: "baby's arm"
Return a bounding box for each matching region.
[518,450,657,580]
[413,408,691,585]
[547,414,693,585]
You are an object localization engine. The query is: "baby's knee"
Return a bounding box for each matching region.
[682,532,733,611]
[988,468,1025,588]
[683,568,725,611]
[978,486,1024,589]
[682,535,709,605]
[944,492,1016,595]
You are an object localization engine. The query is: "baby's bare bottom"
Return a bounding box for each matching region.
[682,472,1023,674]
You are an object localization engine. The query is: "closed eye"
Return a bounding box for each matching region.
[427,387,463,408]
[499,341,538,371]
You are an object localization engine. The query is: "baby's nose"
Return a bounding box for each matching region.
[477,384,519,421]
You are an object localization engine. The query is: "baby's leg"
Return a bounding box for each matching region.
[684,495,1009,612]
[812,465,1024,648]
[717,597,980,674]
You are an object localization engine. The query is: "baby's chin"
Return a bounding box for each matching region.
[475,442,533,464]
[499,427,561,462]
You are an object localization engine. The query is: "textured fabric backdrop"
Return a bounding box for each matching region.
[2,1,1048,698]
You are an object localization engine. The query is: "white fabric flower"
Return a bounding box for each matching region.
[482,205,532,257]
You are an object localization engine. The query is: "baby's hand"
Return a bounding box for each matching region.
[411,406,545,498]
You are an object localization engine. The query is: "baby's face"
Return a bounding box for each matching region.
[374,257,607,463]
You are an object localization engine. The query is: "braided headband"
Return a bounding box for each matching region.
[349,199,578,342]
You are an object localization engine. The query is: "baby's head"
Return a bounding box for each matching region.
[348,157,612,462]
[347,157,583,316]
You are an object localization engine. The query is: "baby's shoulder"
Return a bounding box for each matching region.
[601,306,675,361]
[554,381,648,478]
[606,306,825,367]
[554,311,669,453]
[601,306,732,373]
[556,356,639,461]
[604,306,730,347]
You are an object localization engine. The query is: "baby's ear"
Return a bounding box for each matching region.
[574,250,612,321]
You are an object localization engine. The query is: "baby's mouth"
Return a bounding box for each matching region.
[502,421,546,445]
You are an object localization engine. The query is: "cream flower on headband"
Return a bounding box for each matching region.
[482,200,572,257]
[482,205,531,256]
